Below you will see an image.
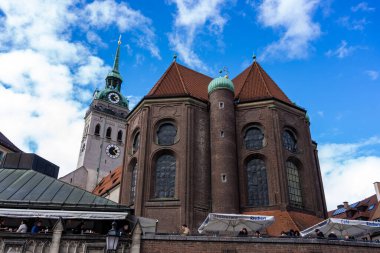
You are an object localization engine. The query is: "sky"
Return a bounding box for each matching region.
[0,0,379,211]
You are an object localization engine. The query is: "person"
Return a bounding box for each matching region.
[315,229,325,239]
[31,221,42,234]
[328,232,338,239]
[180,224,190,236]
[16,220,28,233]
[294,230,301,237]
[238,228,248,237]
[0,219,8,231]
[255,230,261,238]
[288,229,295,237]
[280,231,288,237]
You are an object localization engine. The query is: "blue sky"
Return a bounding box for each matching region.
[0,0,379,210]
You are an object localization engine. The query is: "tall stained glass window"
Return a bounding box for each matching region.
[286,161,303,208]
[247,158,269,206]
[154,154,176,198]
[245,127,264,150]
[282,130,296,152]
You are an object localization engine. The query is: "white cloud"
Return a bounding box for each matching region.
[0,0,158,176]
[365,70,379,80]
[337,16,368,31]
[256,0,321,60]
[351,2,375,12]
[83,0,160,59]
[325,40,356,58]
[319,137,380,210]
[317,111,324,117]
[168,0,229,71]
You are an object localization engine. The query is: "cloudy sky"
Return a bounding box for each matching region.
[0,0,379,210]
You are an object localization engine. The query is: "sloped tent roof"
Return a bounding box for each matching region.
[300,218,380,238]
[92,166,121,196]
[145,61,293,106]
[0,168,131,219]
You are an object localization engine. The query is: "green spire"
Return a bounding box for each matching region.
[106,36,123,91]
[113,35,121,72]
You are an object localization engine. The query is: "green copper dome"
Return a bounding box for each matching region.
[208,75,234,94]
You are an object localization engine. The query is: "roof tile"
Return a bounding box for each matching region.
[92,166,122,196]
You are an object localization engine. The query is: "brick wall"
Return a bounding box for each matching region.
[141,235,380,253]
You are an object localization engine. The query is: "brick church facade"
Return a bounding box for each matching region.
[119,59,327,233]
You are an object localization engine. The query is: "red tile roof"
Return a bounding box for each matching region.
[92,166,121,196]
[146,61,212,102]
[233,62,292,104]
[243,210,323,236]
[328,194,379,221]
[146,61,292,105]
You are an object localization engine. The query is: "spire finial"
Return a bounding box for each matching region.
[173,53,177,62]
[222,66,229,79]
[252,52,256,62]
[118,34,122,45]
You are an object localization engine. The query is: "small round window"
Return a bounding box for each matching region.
[157,123,177,146]
[244,127,264,150]
[282,130,297,152]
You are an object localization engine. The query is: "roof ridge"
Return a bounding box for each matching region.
[255,62,272,97]
[148,61,176,95]
[174,62,189,94]
[235,64,253,98]
[285,211,301,230]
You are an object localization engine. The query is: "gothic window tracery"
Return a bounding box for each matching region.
[244,127,264,150]
[286,161,303,208]
[157,123,177,145]
[154,154,176,198]
[247,158,269,206]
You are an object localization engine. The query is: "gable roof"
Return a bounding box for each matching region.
[328,194,379,221]
[93,166,121,196]
[0,132,21,152]
[146,61,212,102]
[0,168,128,211]
[233,62,292,104]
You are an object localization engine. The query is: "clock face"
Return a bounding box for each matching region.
[108,92,120,104]
[105,144,120,159]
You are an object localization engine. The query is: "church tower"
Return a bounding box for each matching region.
[208,73,239,213]
[61,37,129,191]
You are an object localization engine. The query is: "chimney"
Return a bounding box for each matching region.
[343,201,349,209]
[374,182,380,202]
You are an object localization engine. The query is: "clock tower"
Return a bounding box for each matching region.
[61,37,130,191]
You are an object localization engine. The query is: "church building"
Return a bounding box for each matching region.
[119,56,328,233]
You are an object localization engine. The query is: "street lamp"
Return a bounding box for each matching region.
[106,221,120,253]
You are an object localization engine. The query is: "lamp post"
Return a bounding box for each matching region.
[106,221,120,253]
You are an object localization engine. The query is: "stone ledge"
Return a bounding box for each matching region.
[142,234,380,248]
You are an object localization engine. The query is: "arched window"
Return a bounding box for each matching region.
[154,154,176,198]
[244,127,264,150]
[157,123,177,145]
[94,124,101,136]
[286,161,303,208]
[132,132,140,153]
[106,127,112,139]
[247,158,269,206]
[117,130,123,142]
[282,130,297,152]
[130,161,138,204]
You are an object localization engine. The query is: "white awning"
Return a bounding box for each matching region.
[0,208,128,220]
